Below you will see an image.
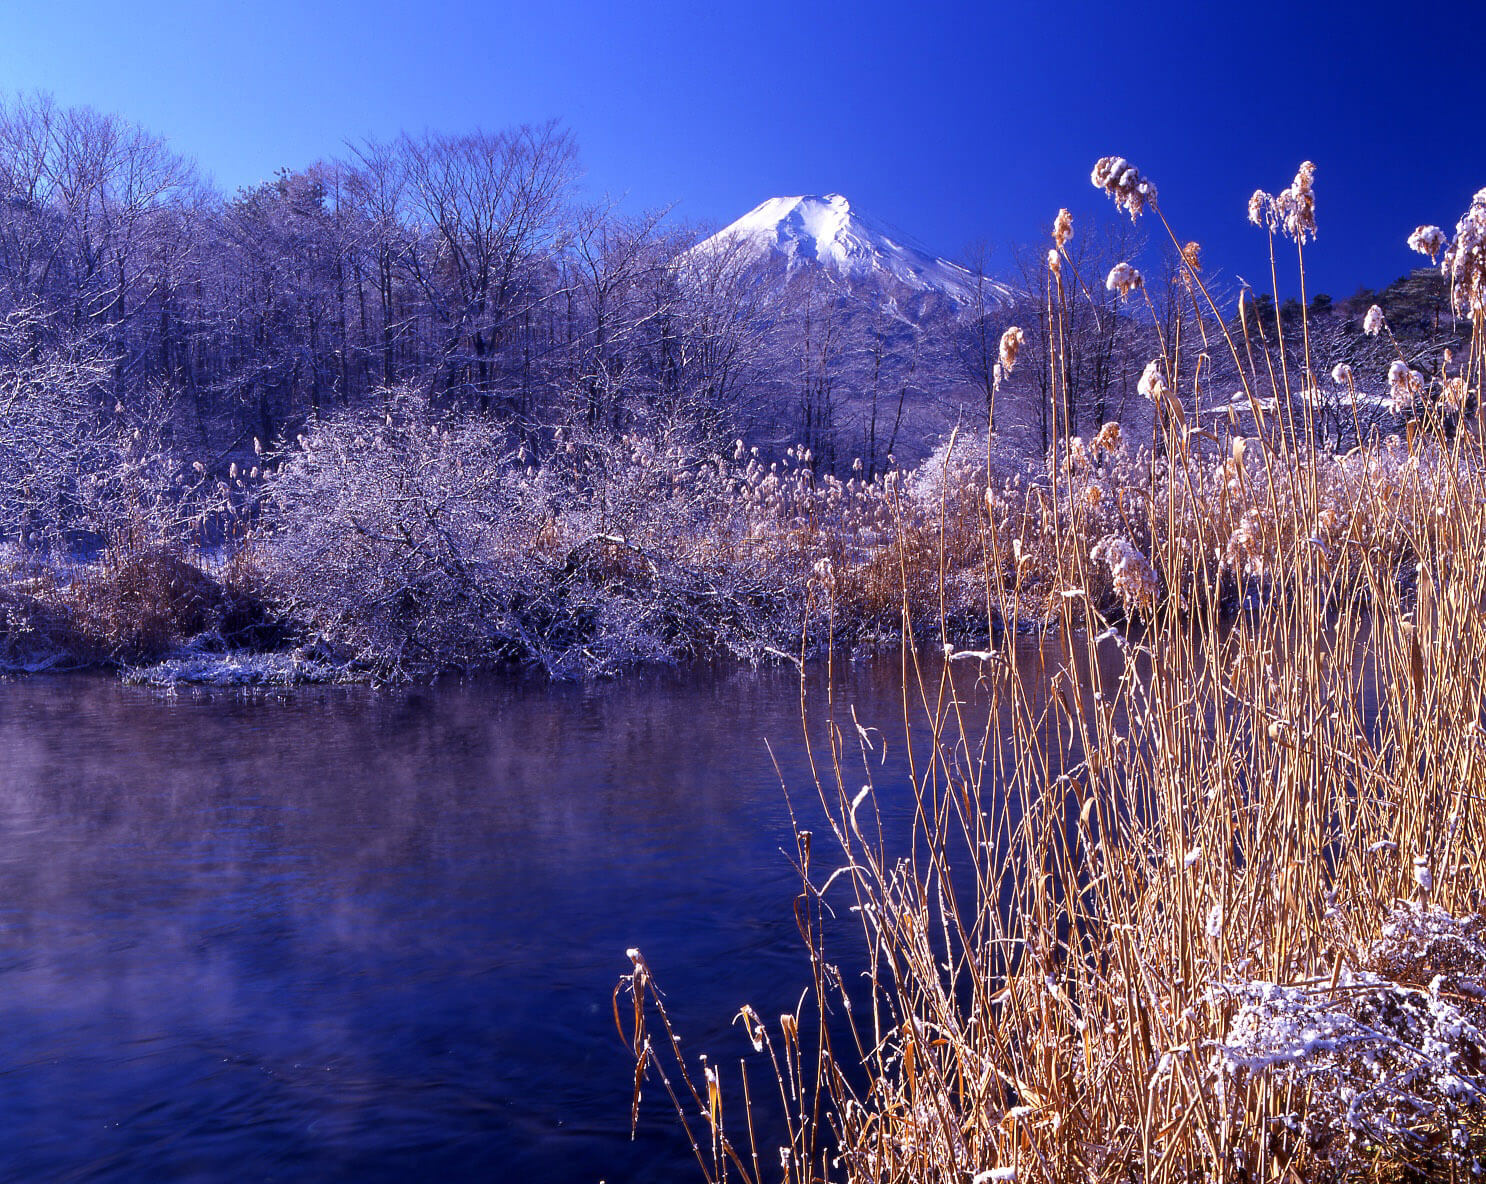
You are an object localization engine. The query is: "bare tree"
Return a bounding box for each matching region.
[395,123,577,414]
[558,203,674,432]
[656,226,781,444]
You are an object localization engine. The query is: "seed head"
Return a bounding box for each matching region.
[1052,207,1073,247]
[999,326,1025,375]
[1248,190,1275,230]
[1137,359,1168,404]
[1443,188,1486,316]
[1105,261,1144,298]
[1271,161,1317,243]
[1363,305,1387,337]
[1092,421,1122,453]
[1091,534,1160,612]
[1330,362,1353,386]
[1407,224,1446,262]
[1386,360,1421,413]
[1092,156,1157,221]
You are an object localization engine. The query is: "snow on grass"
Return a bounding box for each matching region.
[1210,905,1486,1173]
[123,649,348,687]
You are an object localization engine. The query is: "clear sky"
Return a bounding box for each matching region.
[2,0,1482,300]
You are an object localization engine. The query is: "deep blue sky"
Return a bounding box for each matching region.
[2,0,1481,299]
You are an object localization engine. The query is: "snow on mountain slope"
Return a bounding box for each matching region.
[692,194,1013,309]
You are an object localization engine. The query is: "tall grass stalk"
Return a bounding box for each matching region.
[620,163,1486,1182]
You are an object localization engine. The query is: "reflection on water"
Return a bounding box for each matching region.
[0,647,1067,1182]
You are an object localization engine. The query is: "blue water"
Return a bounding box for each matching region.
[0,654,1012,1182]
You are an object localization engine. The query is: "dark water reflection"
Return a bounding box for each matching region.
[0,648,1069,1183]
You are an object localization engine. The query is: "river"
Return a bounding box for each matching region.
[0,649,1051,1182]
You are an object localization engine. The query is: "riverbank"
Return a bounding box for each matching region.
[2,409,1464,689]
[623,430,1486,1182]
[0,427,1026,684]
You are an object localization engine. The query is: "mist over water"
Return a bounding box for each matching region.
[0,658,991,1182]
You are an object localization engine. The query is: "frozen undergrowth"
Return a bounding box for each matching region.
[123,649,348,687]
[1212,905,1486,1176]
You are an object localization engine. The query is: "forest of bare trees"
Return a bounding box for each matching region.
[0,94,998,498]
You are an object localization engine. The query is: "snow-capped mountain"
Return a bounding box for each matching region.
[691,194,1012,310]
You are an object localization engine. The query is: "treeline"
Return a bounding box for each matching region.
[0,92,1026,493]
[2,92,1463,474]
[0,100,730,448]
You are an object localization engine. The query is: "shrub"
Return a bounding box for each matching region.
[257,393,816,678]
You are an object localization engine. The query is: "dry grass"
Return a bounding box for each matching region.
[0,543,283,670]
[66,548,231,661]
[619,164,1486,1182]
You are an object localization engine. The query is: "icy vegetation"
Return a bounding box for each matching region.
[255,396,820,678]
[618,155,1486,1184]
[3,381,1484,684]
[6,93,1486,1178]
[0,92,1462,682]
[123,649,346,687]
[1213,906,1486,1174]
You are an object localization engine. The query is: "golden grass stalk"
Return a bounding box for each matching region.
[620,162,1486,1183]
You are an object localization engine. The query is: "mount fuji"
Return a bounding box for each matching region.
[691,194,1013,311]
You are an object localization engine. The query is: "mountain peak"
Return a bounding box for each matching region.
[693,194,1010,309]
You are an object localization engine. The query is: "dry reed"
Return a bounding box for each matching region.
[619,161,1486,1182]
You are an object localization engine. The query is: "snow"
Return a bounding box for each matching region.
[123,650,349,687]
[691,194,1013,309]
[1208,905,1486,1170]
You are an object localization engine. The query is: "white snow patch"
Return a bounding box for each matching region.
[124,650,349,687]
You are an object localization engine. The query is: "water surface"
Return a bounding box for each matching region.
[1,654,1027,1182]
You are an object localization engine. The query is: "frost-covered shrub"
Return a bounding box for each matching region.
[258,394,812,678]
[260,396,551,676]
[902,430,1036,512]
[1212,906,1486,1178]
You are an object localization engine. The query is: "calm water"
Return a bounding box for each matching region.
[0,653,1050,1183]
